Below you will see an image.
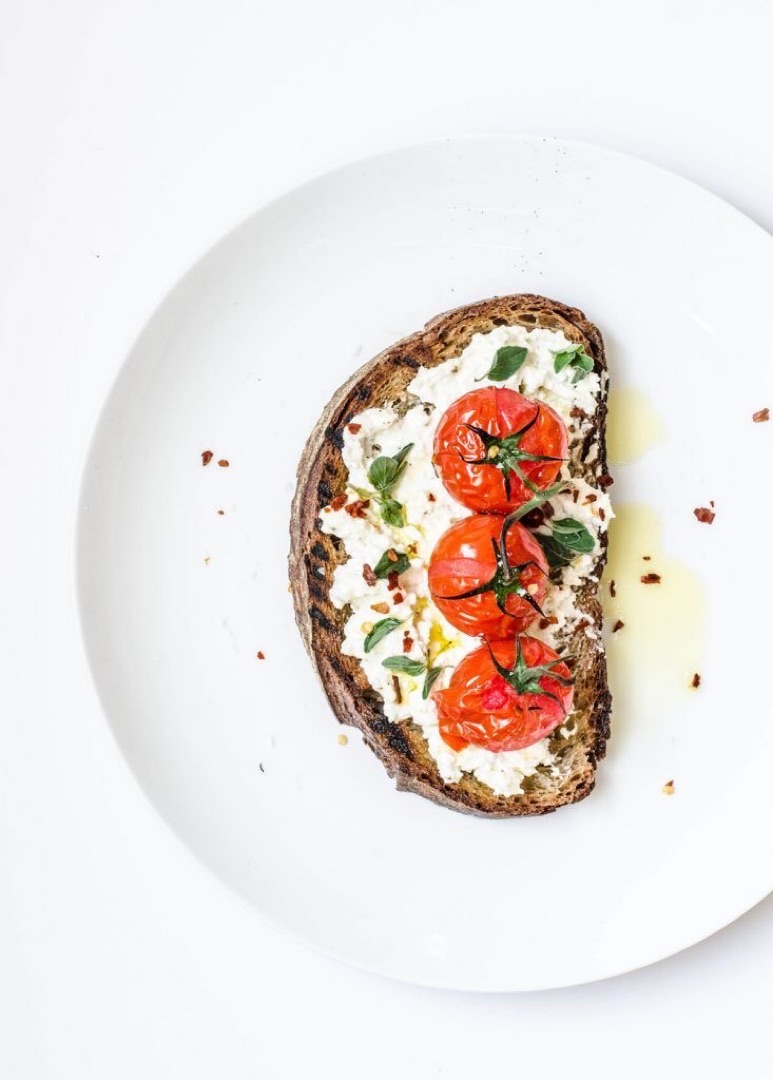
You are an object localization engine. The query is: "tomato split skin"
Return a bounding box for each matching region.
[436,636,573,753]
[428,514,549,639]
[433,387,568,513]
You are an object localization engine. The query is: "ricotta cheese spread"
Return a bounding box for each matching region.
[320,324,612,796]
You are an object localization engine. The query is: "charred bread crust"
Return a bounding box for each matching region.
[289,294,611,816]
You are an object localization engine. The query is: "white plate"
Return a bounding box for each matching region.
[77,136,773,991]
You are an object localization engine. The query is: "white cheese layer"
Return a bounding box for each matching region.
[320,323,612,797]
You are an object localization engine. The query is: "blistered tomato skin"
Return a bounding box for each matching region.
[433,387,568,513]
[436,636,573,753]
[428,515,548,639]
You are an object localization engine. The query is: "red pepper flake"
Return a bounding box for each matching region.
[362,564,377,586]
[387,571,400,591]
[217,459,229,468]
[583,494,598,504]
[691,672,701,689]
[402,635,414,653]
[347,422,362,434]
[256,651,266,660]
[217,509,225,515]
[538,615,559,630]
[694,506,716,525]
[598,508,606,521]
[612,619,624,633]
[330,494,347,511]
[387,549,399,563]
[427,492,436,502]
[371,601,390,614]
[201,450,213,466]
[392,591,404,604]
[344,499,369,519]
[753,407,769,423]
[598,473,614,489]
[641,572,661,584]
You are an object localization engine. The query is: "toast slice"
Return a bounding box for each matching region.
[289,294,611,816]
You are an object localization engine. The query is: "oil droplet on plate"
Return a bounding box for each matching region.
[604,504,704,732]
[606,387,666,465]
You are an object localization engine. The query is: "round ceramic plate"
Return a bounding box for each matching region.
[77,136,773,991]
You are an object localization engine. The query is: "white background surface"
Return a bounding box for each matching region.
[2,0,773,1076]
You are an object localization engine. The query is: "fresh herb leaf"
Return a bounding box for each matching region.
[536,516,595,569]
[570,353,594,383]
[536,534,575,570]
[422,666,445,699]
[368,443,414,494]
[476,345,528,383]
[553,349,573,374]
[382,656,426,676]
[551,517,595,552]
[366,444,413,529]
[553,345,594,383]
[368,456,400,492]
[364,618,402,653]
[373,549,411,578]
[379,497,406,528]
[391,443,413,468]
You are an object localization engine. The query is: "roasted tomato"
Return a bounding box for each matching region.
[433,388,567,513]
[428,514,548,638]
[436,636,574,752]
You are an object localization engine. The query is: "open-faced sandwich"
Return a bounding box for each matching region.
[290,294,612,816]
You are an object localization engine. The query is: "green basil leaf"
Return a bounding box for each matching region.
[571,354,594,383]
[553,347,577,373]
[368,444,414,494]
[536,533,573,569]
[380,498,406,528]
[382,656,426,676]
[537,516,595,568]
[364,618,402,653]
[373,549,411,578]
[422,666,445,700]
[552,515,586,531]
[391,443,414,468]
[551,519,587,542]
[553,345,594,383]
[551,517,595,553]
[477,345,528,382]
[368,456,400,492]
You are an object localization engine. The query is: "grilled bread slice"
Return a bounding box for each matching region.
[289,294,611,816]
